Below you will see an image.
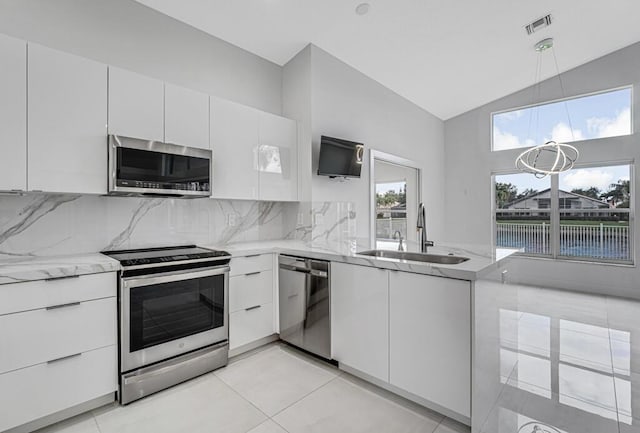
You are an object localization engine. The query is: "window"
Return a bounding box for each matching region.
[495,164,632,263]
[370,152,420,248]
[495,173,551,256]
[492,87,632,151]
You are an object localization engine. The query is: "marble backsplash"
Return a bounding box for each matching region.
[0,194,357,258]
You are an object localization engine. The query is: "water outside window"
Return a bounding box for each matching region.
[558,165,630,261]
[374,159,419,243]
[495,173,551,255]
[495,165,631,262]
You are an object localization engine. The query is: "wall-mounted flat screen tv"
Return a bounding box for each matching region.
[317,135,364,178]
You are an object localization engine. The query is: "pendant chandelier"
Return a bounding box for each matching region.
[515,38,579,178]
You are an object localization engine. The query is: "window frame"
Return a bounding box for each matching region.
[492,160,635,265]
[369,149,422,249]
[490,85,634,152]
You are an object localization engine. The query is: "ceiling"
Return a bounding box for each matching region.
[135,0,640,120]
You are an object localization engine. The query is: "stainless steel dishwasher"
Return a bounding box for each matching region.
[278,255,331,359]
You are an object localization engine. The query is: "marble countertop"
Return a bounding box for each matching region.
[209,239,517,281]
[0,253,120,285]
[0,239,516,285]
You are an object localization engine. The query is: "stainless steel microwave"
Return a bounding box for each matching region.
[108,135,212,198]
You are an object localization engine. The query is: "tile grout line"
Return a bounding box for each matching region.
[604,296,623,433]
[477,359,519,433]
[269,417,292,433]
[91,412,103,433]
[213,372,274,423]
[268,374,341,420]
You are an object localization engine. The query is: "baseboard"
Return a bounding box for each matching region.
[4,393,115,433]
[339,364,471,426]
[229,334,280,358]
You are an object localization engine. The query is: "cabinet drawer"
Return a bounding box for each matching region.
[229,302,274,350]
[0,297,116,375]
[230,254,272,277]
[229,270,273,313]
[0,272,116,316]
[0,345,117,432]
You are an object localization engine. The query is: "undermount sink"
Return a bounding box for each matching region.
[357,250,470,265]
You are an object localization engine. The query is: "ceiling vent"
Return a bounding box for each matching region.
[525,14,552,35]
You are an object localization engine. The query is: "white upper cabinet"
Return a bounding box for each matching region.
[331,262,389,382]
[258,112,298,201]
[389,272,471,418]
[28,44,108,194]
[165,83,209,150]
[210,97,260,200]
[108,67,163,141]
[0,34,26,192]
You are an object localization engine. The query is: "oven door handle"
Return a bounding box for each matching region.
[122,266,230,289]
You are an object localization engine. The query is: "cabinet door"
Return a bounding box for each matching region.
[108,66,163,141]
[258,112,298,201]
[389,272,471,418]
[0,34,26,191]
[164,83,209,150]
[210,97,259,199]
[28,44,107,194]
[331,262,389,382]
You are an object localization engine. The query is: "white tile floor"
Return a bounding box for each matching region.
[37,344,468,433]
[473,279,640,433]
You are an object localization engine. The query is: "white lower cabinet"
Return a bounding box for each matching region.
[331,262,471,420]
[331,262,389,382]
[229,270,273,313]
[389,271,471,418]
[0,297,116,375]
[0,272,117,432]
[0,345,117,432]
[228,254,276,352]
[229,303,274,350]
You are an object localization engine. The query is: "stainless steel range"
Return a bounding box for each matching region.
[102,245,230,404]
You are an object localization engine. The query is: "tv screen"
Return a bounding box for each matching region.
[317,136,364,178]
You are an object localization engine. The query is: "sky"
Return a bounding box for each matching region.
[493,87,631,151]
[376,181,405,195]
[493,87,631,192]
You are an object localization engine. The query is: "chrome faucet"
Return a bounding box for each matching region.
[417,203,434,252]
[393,230,404,251]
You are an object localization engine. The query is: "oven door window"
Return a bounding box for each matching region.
[129,275,224,352]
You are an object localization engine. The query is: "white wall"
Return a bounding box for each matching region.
[0,0,282,114]
[285,45,445,241]
[445,42,640,299]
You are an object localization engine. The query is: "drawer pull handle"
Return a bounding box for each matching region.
[44,275,80,282]
[47,352,81,364]
[288,294,299,299]
[245,272,261,277]
[245,305,261,311]
[46,301,81,310]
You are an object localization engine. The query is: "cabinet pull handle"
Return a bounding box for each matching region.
[245,272,261,277]
[288,294,299,299]
[44,275,80,282]
[46,301,81,310]
[245,305,261,311]
[47,352,81,364]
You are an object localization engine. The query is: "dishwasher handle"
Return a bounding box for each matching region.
[280,263,311,273]
[279,263,328,278]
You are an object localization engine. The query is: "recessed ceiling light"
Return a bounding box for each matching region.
[355,3,370,16]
